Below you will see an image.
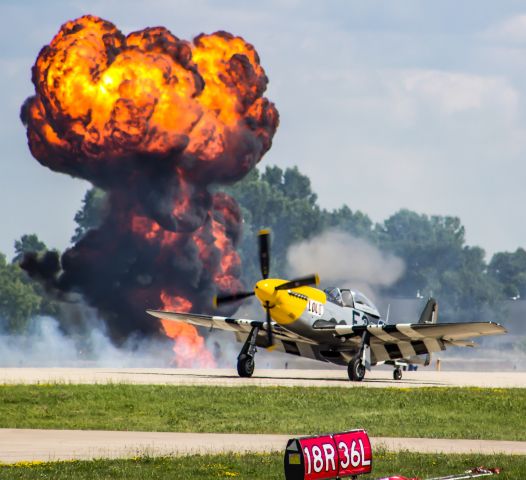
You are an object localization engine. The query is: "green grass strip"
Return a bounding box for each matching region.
[0,385,524,440]
[0,451,524,479]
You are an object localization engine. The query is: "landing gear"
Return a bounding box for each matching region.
[348,330,370,382]
[393,367,402,381]
[237,354,255,377]
[236,325,260,378]
[348,356,366,382]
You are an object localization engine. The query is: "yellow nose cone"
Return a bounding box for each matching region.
[253,278,324,326]
[254,279,283,305]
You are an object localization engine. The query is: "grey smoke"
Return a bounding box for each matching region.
[0,316,174,367]
[0,312,312,369]
[287,230,405,298]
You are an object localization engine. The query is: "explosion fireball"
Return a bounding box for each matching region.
[20,15,279,366]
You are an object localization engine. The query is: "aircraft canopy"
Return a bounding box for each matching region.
[324,287,381,318]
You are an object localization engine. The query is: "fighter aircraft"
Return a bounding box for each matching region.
[147,230,507,381]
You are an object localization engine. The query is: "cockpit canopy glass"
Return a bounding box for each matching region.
[324,287,343,306]
[340,289,354,308]
[324,287,380,316]
[324,288,356,308]
[352,291,376,310]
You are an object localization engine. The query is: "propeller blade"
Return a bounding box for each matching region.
[258,229,270,279]
[214,291,255,307]
[265,301,273,347]
[275,274,320,291]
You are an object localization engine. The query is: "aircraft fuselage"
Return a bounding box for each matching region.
[254,279,380,365]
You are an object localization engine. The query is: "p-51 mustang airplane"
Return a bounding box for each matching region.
[147,230,507,381]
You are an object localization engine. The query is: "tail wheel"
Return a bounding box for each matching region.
[237,354,255,378]
[348,357,365,382]
[393,368,402,381]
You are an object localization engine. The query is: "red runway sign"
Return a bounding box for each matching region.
[284,429,372,480]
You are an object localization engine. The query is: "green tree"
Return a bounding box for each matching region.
[439,246,503,321]
[375,209,502,321]
[324,205,374,239]
[12,235,62,320]
[488,248,526,298]
[13,234,47,263]
[71,188,107,243]
[0,254,42,333]
[375,210,465,296]
[226,167,323,280]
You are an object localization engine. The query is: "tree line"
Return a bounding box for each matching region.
[2,164,525,332]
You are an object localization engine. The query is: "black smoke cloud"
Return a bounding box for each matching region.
[20,16,278,344]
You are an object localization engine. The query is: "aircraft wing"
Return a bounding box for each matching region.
[146,310,316,345]
[332,321,507,363]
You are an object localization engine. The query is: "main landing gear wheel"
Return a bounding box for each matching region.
[393,367,402,381]
[237,354,255,378]
[348,357,366,382]
[236,325,259,378]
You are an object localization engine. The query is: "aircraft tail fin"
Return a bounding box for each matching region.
[418,297,438,324]
[418,298,437,367]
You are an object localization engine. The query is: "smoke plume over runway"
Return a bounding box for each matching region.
[287,230,405,299]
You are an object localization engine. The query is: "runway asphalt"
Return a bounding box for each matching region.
[0,368,525,388]
[1,429,525,463]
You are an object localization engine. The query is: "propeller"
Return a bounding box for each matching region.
[258,229,270,279]
[214,229,271,308]
[214,229,318,347]
[214,290,254,307]
[275,274,319,291]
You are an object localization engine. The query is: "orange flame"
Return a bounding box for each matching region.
[160,292,215,368]
[129,192,242,366]
[27,16,277,182]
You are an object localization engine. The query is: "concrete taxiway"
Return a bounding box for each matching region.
[0,368,525,388]
[1,429,525,463]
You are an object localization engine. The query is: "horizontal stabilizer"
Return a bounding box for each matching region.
[444,339,477,348]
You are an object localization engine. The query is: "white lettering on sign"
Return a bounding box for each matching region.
[322,443,336,471]
[312,445,324,473]
[338,439,371,469]
[297,430,371,479]
[360,439,371,466]
[350,440,361,468]
[303,446,311,474]
[307,299,324,317]
[338,440,350,469]
[303,442,337,475]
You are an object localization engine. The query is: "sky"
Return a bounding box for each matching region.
[1,0,526,258]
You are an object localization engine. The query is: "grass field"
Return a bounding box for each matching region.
[0,451,524,479]
[0,384,524,440]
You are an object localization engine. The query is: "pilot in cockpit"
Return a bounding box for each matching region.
[325,287,376,312]
[325,287,343,306]
[325,287,355,308]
